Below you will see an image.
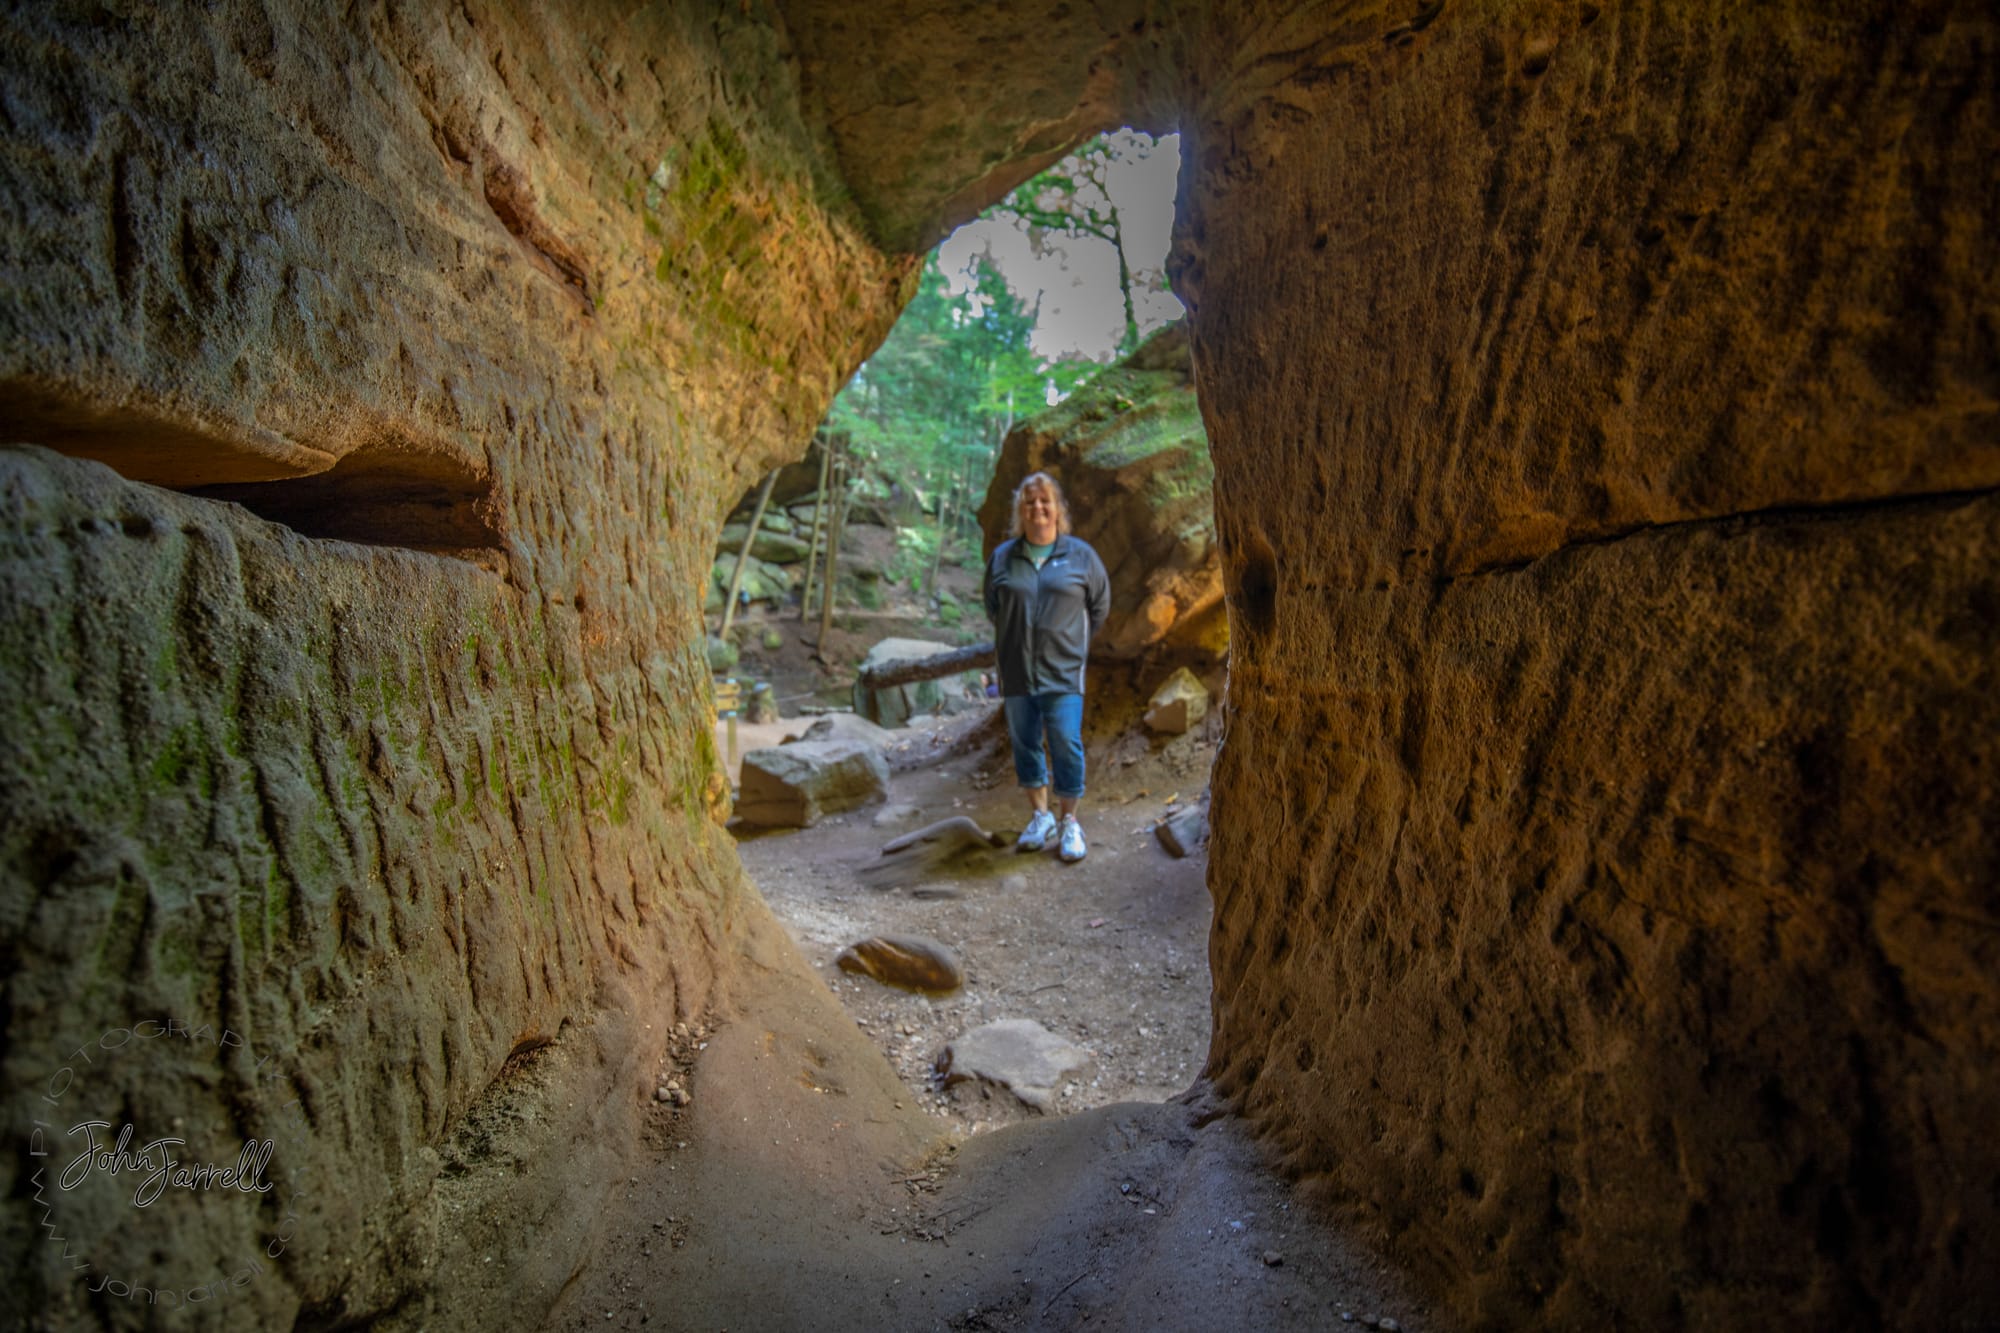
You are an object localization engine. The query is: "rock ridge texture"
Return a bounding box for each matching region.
[1179,2,1999,1328]
[0,2,910,1326]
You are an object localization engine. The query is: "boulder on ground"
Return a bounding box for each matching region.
[935,1019,1091,1112]
[745,681,780,724]
[718,524,812,564]
[711,551,793,605]
[835,934,964,995]
[735,740,888,827]
[977,325,1223,663]
[793,712,899,750]
[1144,666,1211,735]
[853,637,954,727]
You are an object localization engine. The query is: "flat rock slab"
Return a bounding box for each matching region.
[836,934,964,995]
[736,740,889,827]
[936,1019,1091,1112]
[796,711,899,750]
[852,637,955,728]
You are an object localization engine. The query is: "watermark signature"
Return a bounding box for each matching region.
[24,1017,314,1309]
[57,1120,275,1206]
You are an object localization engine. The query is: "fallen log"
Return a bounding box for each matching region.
[855,641,996,691]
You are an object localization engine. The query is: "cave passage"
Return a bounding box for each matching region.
[3,3,1992,1329]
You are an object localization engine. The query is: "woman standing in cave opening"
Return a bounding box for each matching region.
[983,471,1110,863]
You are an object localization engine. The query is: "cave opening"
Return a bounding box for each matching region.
[699,127,1227,1137]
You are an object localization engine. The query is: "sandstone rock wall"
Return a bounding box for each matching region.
[1182,1,2000,1325]
[0,2,911,1325]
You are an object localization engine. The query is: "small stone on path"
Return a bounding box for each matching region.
[935,1019,1090,1112]
[835,934,965,995]
[1156,795,1210,858]
[1143,666,1210,734]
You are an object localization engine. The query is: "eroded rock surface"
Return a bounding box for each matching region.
[1182,4,2000,1327]
[0,2,909,1325]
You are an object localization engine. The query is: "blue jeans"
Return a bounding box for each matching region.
[1004,692,1085,799]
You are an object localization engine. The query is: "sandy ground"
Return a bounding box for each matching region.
[541,697,1442,1332]
[736,704,1218,1129]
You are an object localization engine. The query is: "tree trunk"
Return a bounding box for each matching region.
[816,452,850,647]
[855,641,997,690]
[1110,201,1139,356]
[925,476,952,599]
[797,436,834,621]
[718,470,777,641]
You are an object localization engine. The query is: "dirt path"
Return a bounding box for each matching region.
[541,698,1439,1331]
[737,704,1217,1130]
[541,907,1430,1332]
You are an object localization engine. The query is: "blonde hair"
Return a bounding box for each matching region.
[1008,471,1073,539]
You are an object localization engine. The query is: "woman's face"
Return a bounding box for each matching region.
[1019,486,1060,545]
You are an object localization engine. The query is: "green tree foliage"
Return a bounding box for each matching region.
[825,251,1090,554]
[817,128,1181,589]
[993,128,1178,361]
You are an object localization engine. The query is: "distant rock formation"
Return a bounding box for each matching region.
[977,325,1224,662]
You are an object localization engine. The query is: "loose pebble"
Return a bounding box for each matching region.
[1262,1250,1283,1267]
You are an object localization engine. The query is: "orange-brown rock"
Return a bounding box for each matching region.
[979,325,1225,660]
[0,3,910,1325]
[836,934,965,996]
[1184,3,2000,1327]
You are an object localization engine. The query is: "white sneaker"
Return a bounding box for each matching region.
[1017,809,1058,852]
[1058,815,1087,863]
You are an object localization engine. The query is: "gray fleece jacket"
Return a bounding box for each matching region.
[982,534,1111,696]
